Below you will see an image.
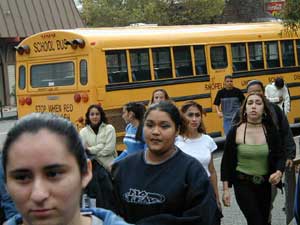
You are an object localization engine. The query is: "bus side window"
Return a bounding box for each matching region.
[173,46,193,77]
[231,43,247,72]
[281,40,295,67]
[105,50,129,83]
[248,42,264,70]
[194,45,207,75]
[19,66,26,90]
[129,49,151,81]
[265,41,280,68]
[80,60,88,85]
[210,46,228,69]
[152,48,173,80]
[297,40,300,65]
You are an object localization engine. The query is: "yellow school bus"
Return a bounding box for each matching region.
[15,22,300,149]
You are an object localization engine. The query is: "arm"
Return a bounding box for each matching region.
[275,107,296,165]
[215,105,223,118]
[220,127,236,186]
[208,158,221,209]
[294,172,300,224]
[88,125,117,157]
[214,92,223,118]
[283,85,291,114]
[222,181,231,207]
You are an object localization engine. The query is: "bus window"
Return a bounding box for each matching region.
[248,42,264,70]
[105,50,129,83]
[173,46,193,77]
[80,60,88,85]
[281,40,295,67]
[129,49,151,81]
[210,46,227,69]
[297,40,300,65]
[194,45,207,75]
[265,41,280,68]
[231,43,247,72]
[152,48,173,79]
[19,66,26,90]
[31,62,74,88]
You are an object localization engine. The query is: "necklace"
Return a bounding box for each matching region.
[247,121,262,126]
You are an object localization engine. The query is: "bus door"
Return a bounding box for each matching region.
[18,58,89,129]
[206,44,232,135]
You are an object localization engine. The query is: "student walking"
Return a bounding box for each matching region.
[214,75,245,135]
[221,93,285,225]
[265,77,290,115]
[114,102,146,162]
[112,102,221,225]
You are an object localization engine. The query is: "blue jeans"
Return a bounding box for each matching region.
[223,117,232,136]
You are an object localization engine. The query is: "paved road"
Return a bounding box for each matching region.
[0,119,299,224]
[0,120,16,149]
[213,149,298,225]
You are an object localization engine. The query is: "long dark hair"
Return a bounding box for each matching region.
[85,104,108,126]
[179,100,206,135]
[124,102,146,142]
[2,113,88,180]
[238,93,276,128]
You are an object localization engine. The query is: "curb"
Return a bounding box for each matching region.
[0,115,17,121]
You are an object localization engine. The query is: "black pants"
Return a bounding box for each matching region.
[234,179,271,225]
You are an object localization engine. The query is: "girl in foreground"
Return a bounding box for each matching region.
[112,101,221,225]
[221,93,285,225]
[3,113,131,225]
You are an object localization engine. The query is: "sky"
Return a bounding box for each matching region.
[73,0,82,11]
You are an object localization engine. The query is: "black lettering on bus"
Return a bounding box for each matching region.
[35,105,47,112]
[56,39,68,50]
[63,104,73,112]
[33,42,40,53]
[48,104,62,113]
[294,74,300,80]
[61,113,70,120]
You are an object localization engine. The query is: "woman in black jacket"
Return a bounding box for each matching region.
[221,93,285,225]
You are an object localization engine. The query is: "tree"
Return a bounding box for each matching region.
[280,0,300,34]
[81,0,224,27]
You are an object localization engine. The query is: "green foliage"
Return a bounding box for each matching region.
[279,0,300,34]
[81,0,224,27]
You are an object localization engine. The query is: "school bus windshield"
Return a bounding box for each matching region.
[30,62,75,88]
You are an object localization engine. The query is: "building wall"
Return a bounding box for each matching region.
[222,0,272,23]
[0,39,18,107]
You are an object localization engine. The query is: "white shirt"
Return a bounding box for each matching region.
[175,134,217,176]
[265,82,290,114]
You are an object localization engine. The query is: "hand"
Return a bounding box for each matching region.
[269,170,282,185]
[222,189,231,207]
[217,200,222,211]
[217,111,223,118]
[279,96,283,103]
[286,159,293,169]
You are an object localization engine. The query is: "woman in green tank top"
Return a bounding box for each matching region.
[221,93,285,225]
